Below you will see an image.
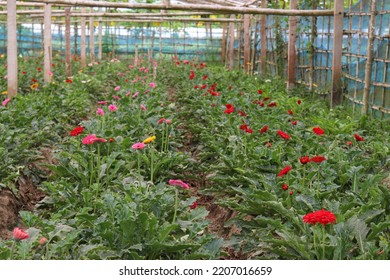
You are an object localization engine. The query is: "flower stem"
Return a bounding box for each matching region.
[150,146,154,183]
[89,147,94,188]
[9,240,15,260]
[161,125,165,152]
[322,225,326,260]
[165,124,169,152]
[137,152,141,177]
[172,188,178,223]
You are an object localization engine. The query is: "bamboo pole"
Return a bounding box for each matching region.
[135,44,138,66]
[80,7,86,67]
[65,7,71,77]
[237,21,242,69]
[287,0,297,90]
[243,14,251,74]
[362,0,377,114]
[18,0,335,16]
[229,14,235,69]
[74,22,77,57]
[250,15,259,75]
[309,0,317,92]
[89,10,95,63]
[43,3,52,83]
[7,0,17,97]
[98,1,102,60]
[221,22,227,64]
[0,9,63,14]
[0,1,45,7]
[331,0,344,107]
[159,24,162,60]
[260,0,267,75]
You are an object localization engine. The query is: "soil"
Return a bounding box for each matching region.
[0,149,50,240]
[169,86,247,259]
[0,187,20,239]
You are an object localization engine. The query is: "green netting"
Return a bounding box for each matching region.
[0,23,223,61]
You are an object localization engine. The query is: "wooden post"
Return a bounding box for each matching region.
[151,30,155,59]
[250,15,259,75]
[44,3,52,83]
[65,7,71,77]
[287,0,297,90]
[229,14,235,69]
[221,22,227,64]
[89,11,95,63]
[135,44,138,66]
[309,0,317,92]
[74,22,78,56]
[260,0,267,75]
[98,6,102,60]
[159,25,162,60]
[331,0,344,107]
[81,7,86,67]
[243,14,251,74]
[7,0,17,97]
[237,21,241,69]
[362,0,377,114]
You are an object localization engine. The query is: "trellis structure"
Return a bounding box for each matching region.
[1,0,389,118]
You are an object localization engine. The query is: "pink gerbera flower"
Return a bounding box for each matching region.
[168,179,190,190]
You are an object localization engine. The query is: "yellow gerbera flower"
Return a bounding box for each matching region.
[30,83,38,90]
[143,136,156,144]
[1,91,7,95]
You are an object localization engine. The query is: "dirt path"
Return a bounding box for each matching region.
[168,86,246,259]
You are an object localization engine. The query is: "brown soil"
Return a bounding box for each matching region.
[169,86,246,259]
[0,149,50,240]
[0,187,20,239]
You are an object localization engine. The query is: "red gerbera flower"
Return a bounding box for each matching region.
[189,71,195,80]
[238,110,247,117]
[260,125,268,134]
[259,101,265,107]
[224,104,235,114]
[282,184,289,191]
[277,165,292,177]
[257,89,263,94]
[288,110,294,115]
[313,126,325,135]
[240,124,249,131]
[291,120,298,125]
[202,75,208,80]
[354,133,364,141]
[69,126,84,136]
[189,201,198,209]
[277,130,290,140]
[303,209,336,226]
[13,227,29,240]
[268,101,277,107]
[346,141,353,146]
[310,155,327,163]
[299,156,311,164]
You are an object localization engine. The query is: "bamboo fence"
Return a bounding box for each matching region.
[0,0,389,117]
